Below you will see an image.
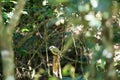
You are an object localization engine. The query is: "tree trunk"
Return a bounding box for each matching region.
[0,0,26,79]
[0,28,15,80]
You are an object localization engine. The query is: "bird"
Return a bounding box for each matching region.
[49,46,62,79]
[49,46,61,56]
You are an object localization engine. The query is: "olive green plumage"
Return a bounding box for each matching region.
[49,46,61,56]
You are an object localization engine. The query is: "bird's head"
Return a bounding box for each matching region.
[49,46,56,51]
[49,46,61,56]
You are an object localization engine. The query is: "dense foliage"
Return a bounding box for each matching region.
[0,0,120,80]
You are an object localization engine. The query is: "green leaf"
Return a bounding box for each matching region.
[48,76,58,80]
[2,12,8,20]
[21,49,28,56]
[21,28,29,32]
[62,64,75,79]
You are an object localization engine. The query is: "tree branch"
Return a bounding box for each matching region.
[7,0,26,33]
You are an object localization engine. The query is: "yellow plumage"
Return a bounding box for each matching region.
[49,46,62,79]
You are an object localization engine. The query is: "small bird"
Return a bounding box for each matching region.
[49,46,61,56]
[49,46,62,79]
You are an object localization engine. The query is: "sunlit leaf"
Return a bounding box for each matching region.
[48,76,58,80]
[90,0,99,8]
[96,58,106,70]
[85,13,101,29]
[62,64,75,78]
[21,28,29,32]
